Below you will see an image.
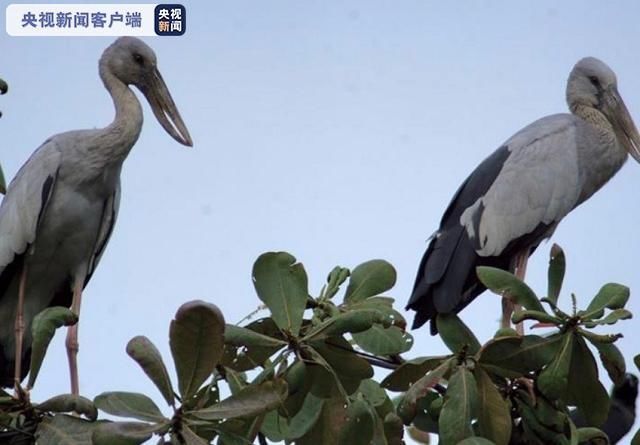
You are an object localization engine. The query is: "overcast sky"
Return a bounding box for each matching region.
[2,1,640,443]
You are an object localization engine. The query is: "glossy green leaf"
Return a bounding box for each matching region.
[190,379,288,420]
[439,367,479,445]
[511,310,561,326]
[126,336,175,407]
[381,355,449,391]
[584,308,632,327]
[567,336,610,427]
[352,325,413,355]
[475,367,511,445]
[344,259,396,303]
[476,266,545,312]
[94,392,166,423]
[225,324,287,348]
[38,394,97,420]
[306,340,372,398]
[398,358,451,424]
[582,283,630,319]
[537,333,574,400]
[28,306,78,388]
[92,421,161,445]
[338,398,375,445]
[266,393,324,440]
[324,266,351,300]
[252,252,308,336]
[586,339,626,385]
[221,318,285,372]
[437,313,481,355]
[479,335,562,378]
[169,300,225,399]
[36,414,98,445]
[547,244,565,305]
[304,309,388,340]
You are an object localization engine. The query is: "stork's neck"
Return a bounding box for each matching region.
[571,104,628,204]
[94,64,143,163]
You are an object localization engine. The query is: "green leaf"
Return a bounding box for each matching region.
[398,358,451,424]
[94,392,166,423]
[92,421,162,445]
[537,333,574,400]
[222,318,285,372]
[582,283,630,319]
[179,425,209,445]
[475,367,511,445]
[304,309,388,341]
[567,336,610,427]
[381,355,449,391]
[584,308,632,327]
[585,339,626,385]
[576,427,608,444]
[126,336,175,407]
[338,398,375,445]
[266,393,324,440]
[225,324,287,348]
[36,414,98,445]
[457,438,497,445]
[296,394,349,444]
[28,306,78,388]
[305,340,372,398]
[436,313,481,355]
[511,310,562,326]
[344,259,396,303]
[190,379,288,420]
[358,379,388,408]
[169,300,225,399]
[635,354,640,372]
[352,325,413,356]
[438,367,479,445]
[547,244,565,305]
[324,266,351,300]
[476,266,545,313]
[37,394,97,420]
[252,252,309,336]
[383,412,405,445]
[479,335,562,378]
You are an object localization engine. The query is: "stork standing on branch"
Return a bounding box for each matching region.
[0,37,192,395]
[407,58,640,334]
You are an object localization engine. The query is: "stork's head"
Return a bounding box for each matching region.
[567,57,640,162]
[100,36,193,147]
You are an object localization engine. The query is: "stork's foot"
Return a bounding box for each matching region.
[13,382,30,404]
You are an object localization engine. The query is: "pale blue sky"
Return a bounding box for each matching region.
[2,1,640,443]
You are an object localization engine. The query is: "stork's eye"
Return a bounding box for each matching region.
[133,54,144,65]
[588,76,600,87]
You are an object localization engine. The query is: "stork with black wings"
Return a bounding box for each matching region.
[407,58,640,334]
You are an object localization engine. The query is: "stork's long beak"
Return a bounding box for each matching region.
[142,68,193,147]
[605,87,640,163]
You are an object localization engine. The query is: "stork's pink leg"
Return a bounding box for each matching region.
[501,252,529,335]
[13,265,28,394]
[66,277,83,395]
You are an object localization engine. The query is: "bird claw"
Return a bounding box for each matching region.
[13,382,30,404]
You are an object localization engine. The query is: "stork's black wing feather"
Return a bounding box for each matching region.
[406,146,511,333]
